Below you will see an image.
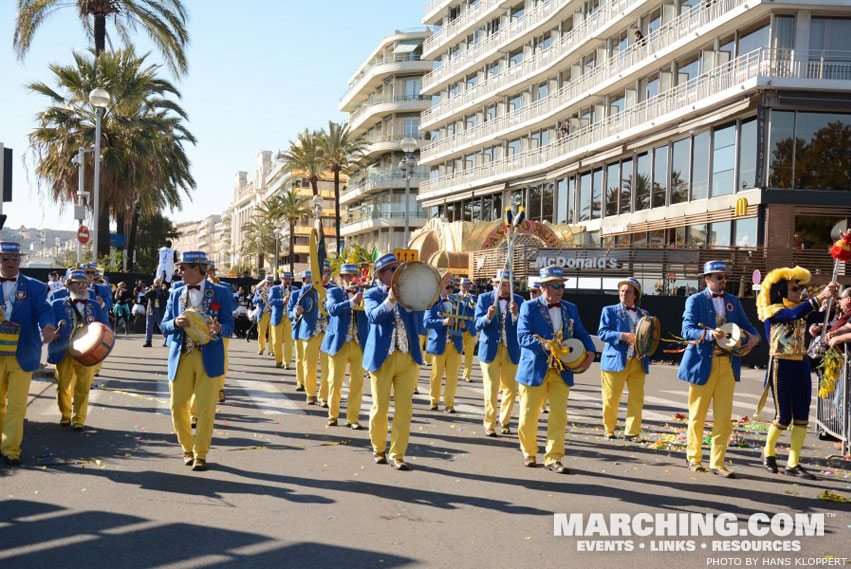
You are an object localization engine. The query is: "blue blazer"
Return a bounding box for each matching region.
[88,282,113,313]
[47,297,110,364]
[287,284,327,340]
[4,274,54,372]
[677,289,760,385]
[160,281,235,381]
[517,297,596,387]
[425,295,468,355]
[320,286,368,356]
[598,304,650,374]
[474,289,523,364]
[252,287,273,315]
[49,288,69,303]
[456,292,477,337]
[268,285,286,326]
[362,285,424,372]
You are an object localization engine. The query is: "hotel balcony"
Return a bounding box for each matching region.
[341,167,429,206]
[424,0,455,25]
[360,133,429,161]
[421,0,752,163]
[422,0,505,59]
[347,94,432,135]
[340,54,434,111]
[341,203,428,236]
[418,48,851,202]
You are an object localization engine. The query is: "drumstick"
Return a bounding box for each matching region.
[48,320,67,343]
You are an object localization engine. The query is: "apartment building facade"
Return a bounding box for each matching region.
[172,214,223,265]
[339,28,433,252]
[420,0,851,293]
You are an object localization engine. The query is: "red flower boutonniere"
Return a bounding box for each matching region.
[211,302,221,310]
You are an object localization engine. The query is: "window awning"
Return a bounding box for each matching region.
[393,40,422,54]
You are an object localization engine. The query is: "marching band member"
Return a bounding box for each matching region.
[457,278,477,382]
[321,263,368,429]
[516,266,596,473]
[474,270,523,437]
[528,281,541,300]
[48,269,109,431]
[0,242,56,466]
[49,269,71,302]
[424,275,466,413]
[270,271,295,370]
[317,262,334,408]
[757,267,837,480]
[288,271,311,392]
[207,262,232,403]
[363,253,426,470]
[253,276,274,355]
[597,278,649,441]
[161,251,233,471]
[289,270,324,404]
[678,261,760,478]
[82,263,112,314]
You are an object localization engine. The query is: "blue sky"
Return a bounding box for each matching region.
[0,1,426,231]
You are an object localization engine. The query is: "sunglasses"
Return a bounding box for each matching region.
[1,256,21,262]
[711,274,727,281]
[789,285,801,293]
[547,283,564,290]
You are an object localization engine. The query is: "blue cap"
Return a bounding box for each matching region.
[0,242,24,256]
[208,260,216,269]
[375,253,399,272]
[265,276,274,282]
[301,270,312,279]
[702,260,728,275]
[530,280,542,289]
[618,277,642,299]
[281,271,293,279]
[340,263,359,275]
[493,270,512,281]
[539,266,565,283]
[66,269,87,283]
[460,278,472,286]
[178,251,209,265]
[323,260,331,274]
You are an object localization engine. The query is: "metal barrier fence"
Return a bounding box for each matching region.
[816,345,850,457]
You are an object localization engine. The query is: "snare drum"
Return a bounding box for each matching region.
[69,322,115,366]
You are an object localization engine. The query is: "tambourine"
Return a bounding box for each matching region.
[715,322,754,357]
[183,307,219,345]
[634,315,661,358]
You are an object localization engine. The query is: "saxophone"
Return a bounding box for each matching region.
[260,285,271,313]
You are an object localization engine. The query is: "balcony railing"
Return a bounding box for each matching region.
[421,0,747,160]
[343,204,427,227]
[422,0,636,123]
[423,0,503,57]
[422,0,576,93]
[420,48,851,198]
[424,0,453,23]
[341,54,427,103]
[347,94,431,130]
[346,167,430,194]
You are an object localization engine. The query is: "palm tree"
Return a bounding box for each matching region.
[320,121,369,254]
[274,190,311,273]
[241,211,276,272]
[28,48,195,258]
[277,129,324,196]
[14,0,190,78]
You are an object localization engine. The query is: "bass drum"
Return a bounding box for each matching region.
[391,261,441,312]
[70,322,115,367]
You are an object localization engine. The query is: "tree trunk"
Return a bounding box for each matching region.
[333,168,342,255]
[97,208,110,259]
[127,202,140,271]
[94,15,106,56]
[289,220,296,273]
[310,177,318,196]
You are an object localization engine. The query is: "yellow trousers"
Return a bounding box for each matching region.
[257,311,271,353]
[169,350,221,461]
[296,335,323,399]
[687,357,735,470]
[369,351,418,461]
[270,318,293,367]
[191,337,230,418]
[419,335,432,365]
[328,341,364,424]
[600,358,646,437]
[0,356,33,460]
[462,333,476,380]
[55,353,97,427]
[430,342,461,408]
[518,369,570,465]
[480,344,518,431]
[319,348,329,404]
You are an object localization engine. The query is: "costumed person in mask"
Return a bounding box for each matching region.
[48,269,110,431]
[757,267,837,480]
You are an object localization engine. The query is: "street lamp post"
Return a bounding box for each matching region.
[273,227,281,277]
[72,147,87,265]
[89,87,110,260]
[399,137,419,248]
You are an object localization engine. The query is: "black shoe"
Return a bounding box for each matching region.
[350,423,362,430]
[143,342,152,348]
[373,453,387,465]
[547,462,570,474]
[485,429,497,437]
[320,401,329,409]
[183,452,194,466]
[327,419,337,427]
[306,397,316,406]
[389,458,410,471]
[624,435,643,443]
[72,425,83,432]
[523,456,537,468]
[444,407,455,414]
[192,458,208,471]
[500,426,511,435]
[60,419,71,428]
[3,456,22,467]
[275,362,282,369]
[430,404,438,411]
[711,468,736,479]
[295,385,305,392]
[190,417,197,429]
[603,434,617,440]
[542,406,549,414]
[414,389,419,395]
[784,464,817,480]
[686,458,707,472]
[217,390,225,403]
[762,454,778,474]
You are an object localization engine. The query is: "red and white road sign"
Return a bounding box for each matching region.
[78,226,90,244]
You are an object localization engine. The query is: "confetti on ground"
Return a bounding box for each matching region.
[819,490,850,503]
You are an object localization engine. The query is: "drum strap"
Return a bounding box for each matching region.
[69,300,85,327]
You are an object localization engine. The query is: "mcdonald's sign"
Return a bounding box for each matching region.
[735,197,748,217]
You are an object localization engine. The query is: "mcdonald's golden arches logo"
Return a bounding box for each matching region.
[735,197,748,217]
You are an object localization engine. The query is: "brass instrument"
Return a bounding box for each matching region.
[259,285,271,313]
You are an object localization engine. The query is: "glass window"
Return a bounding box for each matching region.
[809,18,851,53]
[739,118,758,190]
[509,48,523,67]
[719,35,735,65]
[620,158,633,214]
[511,189,524,211]
[485,105,497,121]
[403,118,419,137]
[609,92,625,115]
[482,195,492,222]
[669,138,689,204]
[738,22,769,56]
[709,221,731,247]
[508,138,522,156]
[537,82,548,100]
[466,74,477,89]
[510,4,524,21]
[508,94,523,113]
[793,111,851,190]
[606,162,620,216]
[649,229,665,246]
[667,226,686,247]
[404,78,421,98]
[691,131,709,200]
[641,73,660,102]
[688,224,707,247]
[592,168,603,219]
[712,124,736,197]
[795,215,847,250]
[542,182,554,222]
[772,16,795,52]
[652,145,668,208]
[676,53,701,85]
[768,110,795,188]
[634,231,648,246]
[492,192,502,221]
[556,178,568,224]
[529,185,542,221]
[579,171,592,221]
[567,176,576,224]
[636,152,651,211]
[446,201,456,222]
[734,217,758,247]
[463,199,473,222]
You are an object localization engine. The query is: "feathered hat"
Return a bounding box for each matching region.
[757,266,811,321]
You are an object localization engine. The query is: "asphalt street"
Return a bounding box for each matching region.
[1,333,849,568]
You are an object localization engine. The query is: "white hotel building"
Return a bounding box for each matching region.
[418,0,851,290]
[339,28,433,252]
